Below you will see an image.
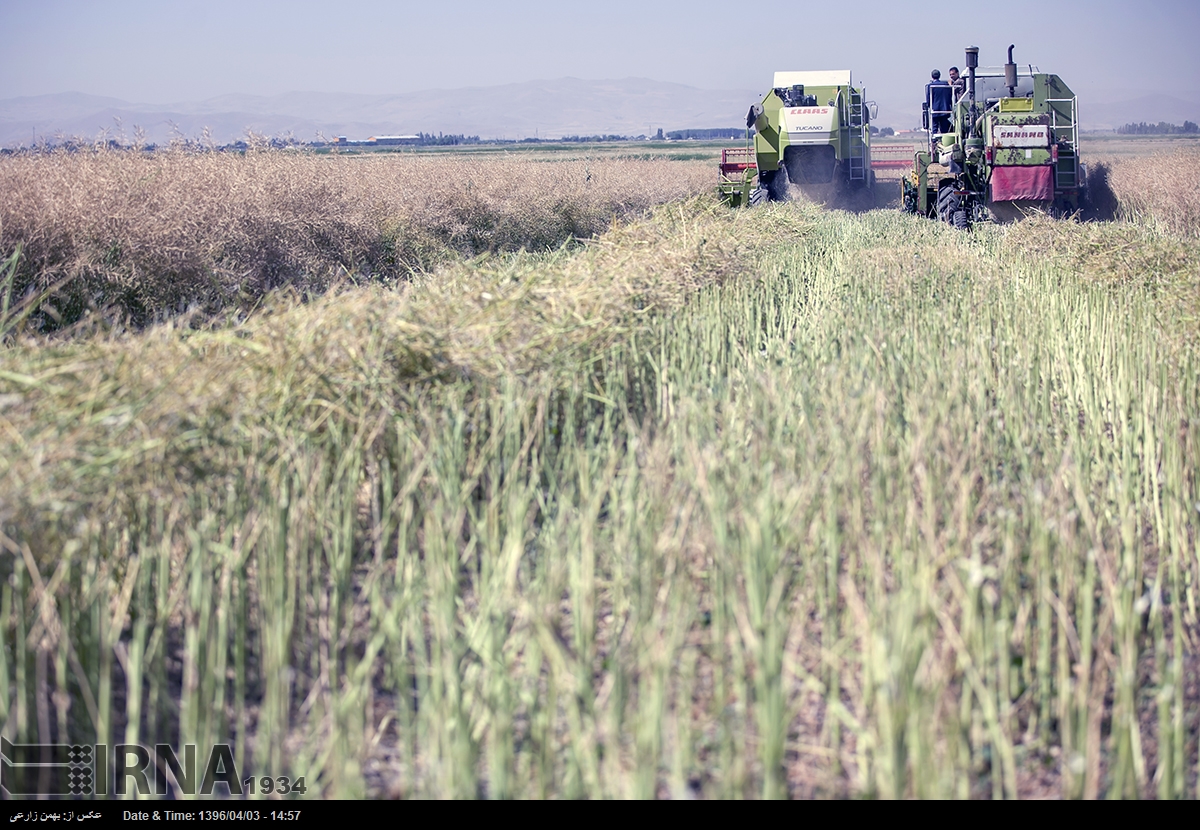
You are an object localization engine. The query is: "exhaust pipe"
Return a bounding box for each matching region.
[1005,45,1018,98]
[965,46,978,137]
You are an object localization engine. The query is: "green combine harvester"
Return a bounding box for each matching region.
[902,45,1084,228]
[719,70,875,207]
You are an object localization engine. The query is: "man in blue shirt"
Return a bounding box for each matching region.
[926,69,953,136]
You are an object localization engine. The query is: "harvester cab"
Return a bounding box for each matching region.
[903,45,1083,228]
[721,70,875,206]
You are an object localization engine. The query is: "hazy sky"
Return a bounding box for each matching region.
[3,0,1198,113]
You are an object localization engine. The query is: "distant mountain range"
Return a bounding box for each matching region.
[0,79,759,146]
[2,79,1197,147]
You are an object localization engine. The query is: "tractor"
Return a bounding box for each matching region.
[902,45,1084,228]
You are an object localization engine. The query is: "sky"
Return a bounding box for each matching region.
[2,0,1199,116]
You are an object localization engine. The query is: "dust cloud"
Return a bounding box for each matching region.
[785,176,901,213]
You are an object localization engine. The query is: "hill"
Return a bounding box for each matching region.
[0,78,758,146]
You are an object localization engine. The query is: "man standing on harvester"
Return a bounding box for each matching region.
[925,70,953,145]
[948,67,966,103]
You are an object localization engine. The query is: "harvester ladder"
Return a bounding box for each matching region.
[1047,93,1079,189]
[847,88,867,182]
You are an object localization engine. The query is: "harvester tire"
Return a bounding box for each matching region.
[749,187,770,207]
[937,184,965,227]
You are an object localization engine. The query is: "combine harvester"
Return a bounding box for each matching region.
[720,71,877,207]
[901,44,1084,228]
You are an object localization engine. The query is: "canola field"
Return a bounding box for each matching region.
[0,145,1198,798]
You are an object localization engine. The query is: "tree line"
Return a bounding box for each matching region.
[415,132,481,145]
[1116,121,1199,135]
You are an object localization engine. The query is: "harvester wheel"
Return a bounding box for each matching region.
[937,184,966,227]
[936,184,955,220]
[749,187,770,207]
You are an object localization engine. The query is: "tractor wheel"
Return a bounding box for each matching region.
[952,209,969,230]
